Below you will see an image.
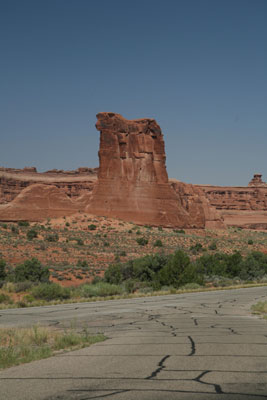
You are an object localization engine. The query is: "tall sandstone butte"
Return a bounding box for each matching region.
[87,112,223,228]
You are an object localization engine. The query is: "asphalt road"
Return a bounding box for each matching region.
[0,287,267,400]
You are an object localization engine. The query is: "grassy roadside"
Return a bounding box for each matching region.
[251,301,267,319]
[0,325,105,369]
[1,282,267,310]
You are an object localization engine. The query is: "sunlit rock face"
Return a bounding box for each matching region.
[88,112,206,228]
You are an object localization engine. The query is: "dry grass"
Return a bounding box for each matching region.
[1,282,267,310]
[0,325,105,369]
[251,301,267,318]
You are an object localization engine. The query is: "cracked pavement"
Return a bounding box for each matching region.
[0,287,267,399]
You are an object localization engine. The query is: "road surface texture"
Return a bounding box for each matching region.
[0,287,267,400]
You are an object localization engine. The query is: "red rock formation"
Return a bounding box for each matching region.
[170,180,225,229]
[87,112,222,228]
[248,173,267,187]
[1,113,265,229]
[0,184,93,222]
[195,184,267,229]
[0,168,97,204]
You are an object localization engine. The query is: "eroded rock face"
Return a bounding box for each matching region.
[0,184,90,221]
[248,174,267,187]
[0,168,97,205]
[95,112,168,183]
[170,180,225,229]
[88,112,214,228]
[195,184,267,229]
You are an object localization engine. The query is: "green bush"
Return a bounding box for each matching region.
[190,242,203,254]
[0,259,7,280]
[248,239,253,245]
[153,239,163,247]
[208,241,217,250]
[14,258,50,283]
[18,221,29,227]
[77,260,89,269]
[0,293,13,304]
[88,224,97,230]
[45,233,59,242]
[136,237,148,246]
[27,229,38,241]
[158,250,202,288]
[31,283,71,300]
[11,225,19,234]
[104,264,123,284]
[195,253,227,277]
[173,229,185,234]
[239,252,267,280]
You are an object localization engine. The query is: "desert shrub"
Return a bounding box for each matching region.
[14,258,50,283]
[45,233,59,242]
[132,255,164,281]
[27,229,38,241]
[14,281,34,293]
[119,250,127,257]
[190,242,203,254]
[136,237,148,246]
[18,221,29,227]
[76,238,84,246]
[88,224,97,230]
[2,282,15,292]
[158,250,202,288]
[105,253,169,285]
[77,260,89,269]
[91,276,103,284]
[23,294,35,303]
[79,282,123,298]
[104,264,123,284]
[248,239,253,245]
[0,293,13,304]
[224,252,243,277]
[11,225,19,234]
[123,279,136,293]
[39,243,46,251]
[153,239,163,247]
[0,259,7,280]
[174,229,185,234]
[1,223,7,229]
[239,252,267,280]
[195,253,226,277]
[180,282,202,290]
[31,283,71,300]
[208,241,217,250]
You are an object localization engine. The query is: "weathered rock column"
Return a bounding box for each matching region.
[87,112,192,227]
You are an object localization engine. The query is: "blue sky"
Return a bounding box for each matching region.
[0,0,266,185]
